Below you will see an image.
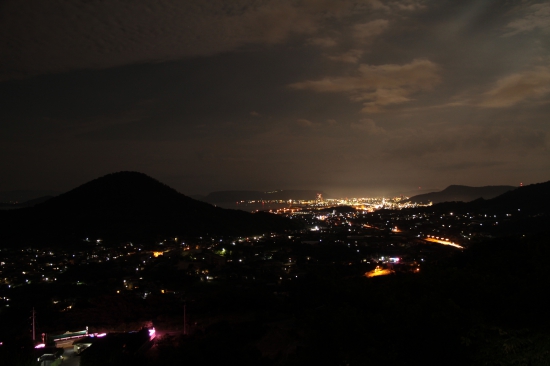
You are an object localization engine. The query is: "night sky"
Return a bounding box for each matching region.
[1,0,549,197]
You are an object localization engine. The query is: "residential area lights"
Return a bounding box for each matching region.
[0,194,506,319]
[248,195,432,214]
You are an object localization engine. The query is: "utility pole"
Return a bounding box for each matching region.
[32,307,36,342]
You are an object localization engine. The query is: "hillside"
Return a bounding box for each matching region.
[0,172,297,247]
[411,181,550,214]
[485,181,550,212]
[404,181,550,238]
[408,184,516,204]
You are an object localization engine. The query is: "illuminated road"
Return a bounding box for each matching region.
[365,267,394,277]
[424,237,463,249]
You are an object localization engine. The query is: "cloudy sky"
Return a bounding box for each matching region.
[1,0,549,197]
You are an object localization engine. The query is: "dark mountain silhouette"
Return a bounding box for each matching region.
[482,180,550,213]
[0,172,298,247]
[390,187,439,198]
[408,185,516,204]
[203,190,325,203]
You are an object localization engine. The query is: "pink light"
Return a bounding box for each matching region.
[35,343,46,348]
[96,333,106,338]
[148,328,156,338]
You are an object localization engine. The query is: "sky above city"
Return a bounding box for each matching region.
[1,0,549,197]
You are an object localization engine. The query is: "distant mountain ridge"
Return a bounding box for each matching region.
[203,190,325,203]
[0,172,297,247]
[0,196,53,210]
[0,189,59,203]
[408,185,516,204]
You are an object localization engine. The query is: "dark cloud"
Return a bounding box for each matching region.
[478,66,550,107]
[350,119,386,134]
[504,2,550,36]
[1,0,549,195]
[0,0,432,81]
[384,124,549,158]
[289,59,441,112]
[296,118,314,126]
[1,0,319,80]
